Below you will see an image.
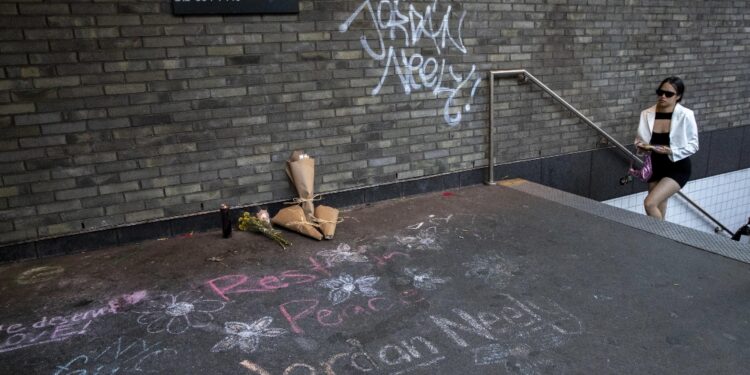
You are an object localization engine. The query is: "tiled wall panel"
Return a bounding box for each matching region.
[605,168,750,241]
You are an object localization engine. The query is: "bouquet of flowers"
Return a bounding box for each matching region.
[272,204,323,240]
[285,150,316,219]
[314,205,339,239]
[237,210,291,250]
[272,150,341,240]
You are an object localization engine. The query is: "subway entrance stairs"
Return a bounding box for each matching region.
[1,181,748,374]
[499,179,750,264]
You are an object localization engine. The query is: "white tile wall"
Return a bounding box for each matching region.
[604,168,750,242]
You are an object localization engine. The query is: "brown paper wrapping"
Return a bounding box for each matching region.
[286,157,316,220]
[314,205,339,240]
[271,205,322,241]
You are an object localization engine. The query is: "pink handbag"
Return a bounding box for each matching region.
[628,152,653,182]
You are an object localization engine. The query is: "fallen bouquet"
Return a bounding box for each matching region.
[237,211,291,250]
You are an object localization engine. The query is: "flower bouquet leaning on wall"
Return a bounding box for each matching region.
[272,150,340,240]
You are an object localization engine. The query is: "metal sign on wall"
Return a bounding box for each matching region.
[172,0,299,15]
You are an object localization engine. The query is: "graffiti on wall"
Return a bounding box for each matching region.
[340,0,481,126]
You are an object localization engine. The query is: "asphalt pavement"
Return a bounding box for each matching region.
[1,183,749,374]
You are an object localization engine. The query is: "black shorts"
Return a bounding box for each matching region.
[648,154,691,188]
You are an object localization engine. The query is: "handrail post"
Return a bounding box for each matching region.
[486,71,495,185]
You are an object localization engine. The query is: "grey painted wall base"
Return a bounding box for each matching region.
[2,126,747,263]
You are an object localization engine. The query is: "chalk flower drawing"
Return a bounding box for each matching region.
[211,316,287,353]
[395,226,440,251]
[463,255,518,287]
[135,290,225,334]
[317,243,369,267]
[319,273,381,305]
[403,267,449,290]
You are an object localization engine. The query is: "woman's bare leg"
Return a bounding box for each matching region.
[645,181,659,217]
[658,197,668,218]
[644,178,681,220]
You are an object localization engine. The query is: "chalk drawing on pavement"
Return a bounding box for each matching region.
[462,254,518,288]
[473,342,565,373]
[316,243,369,267]
[428,214,453,225]
[233,292,582,373]
[211,316,287,354]
[407,222,424,230]
[17,266,64,285]
[51,337,176,375]
[377,336,441,366]
[277,289,425,335]
[319,273,381,305]
[293,336,319,352]
[402,267,449,290]
[236,335,447,374]
[135,290,225,334]
[428,293,583,373]
[0,291,148,355]
[395,226,440,251]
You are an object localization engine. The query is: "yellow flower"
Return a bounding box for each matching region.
[235,210,290,250]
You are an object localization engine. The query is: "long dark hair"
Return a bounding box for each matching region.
[659,76,685,102]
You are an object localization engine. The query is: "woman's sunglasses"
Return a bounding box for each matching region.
[656,89,677,98]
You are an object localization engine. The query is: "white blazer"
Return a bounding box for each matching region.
[635,103,699,162]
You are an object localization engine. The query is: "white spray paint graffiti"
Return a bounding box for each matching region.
[339,0,481,126]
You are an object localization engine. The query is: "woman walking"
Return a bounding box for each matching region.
[634,77,699,220]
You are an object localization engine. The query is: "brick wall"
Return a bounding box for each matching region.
[1,0,749,245]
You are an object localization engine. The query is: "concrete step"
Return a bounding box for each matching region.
[500,178,750,264]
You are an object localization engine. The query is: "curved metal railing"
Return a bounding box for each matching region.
[487,69,733,236]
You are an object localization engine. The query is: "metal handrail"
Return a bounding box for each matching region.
[487,69,734,236]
